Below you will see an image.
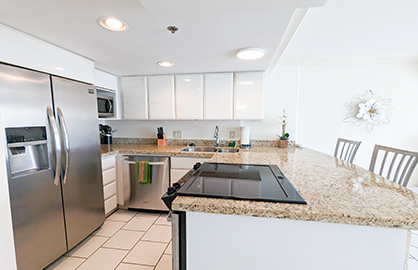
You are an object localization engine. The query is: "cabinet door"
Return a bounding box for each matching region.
[234,72,264,119]
[95,69,118,91]
[204,73,233,119]
[148,75,175,119]
[175,74,203,119]
[121,76,148,119]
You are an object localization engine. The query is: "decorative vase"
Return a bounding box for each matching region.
[278,140,289,148]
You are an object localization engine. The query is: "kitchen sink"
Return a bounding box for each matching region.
[181,147,239,153]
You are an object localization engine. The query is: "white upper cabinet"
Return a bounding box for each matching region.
[234,72,264,120]
[121,76,148,119]
[175,74,203,119]
[204,73,233,119]
[0,24,94,84]
[148,75,175,119]
[95,69,118,91]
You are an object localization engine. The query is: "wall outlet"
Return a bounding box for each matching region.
[229,131,235,139]
[173,130,182,138]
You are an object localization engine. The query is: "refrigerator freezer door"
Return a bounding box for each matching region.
[51,76,105,250]
[0,64,67,270]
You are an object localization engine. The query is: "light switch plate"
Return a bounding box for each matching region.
[173,130,182,138]
[229,131,235,139]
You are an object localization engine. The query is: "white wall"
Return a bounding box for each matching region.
[0,110,17,270]
[296,60,418,186]
[106,66,299,141]
[242,65,299,140]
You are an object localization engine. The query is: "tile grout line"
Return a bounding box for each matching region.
[71,210,133,270]
[113,212,163,270]
[149,216,172,270]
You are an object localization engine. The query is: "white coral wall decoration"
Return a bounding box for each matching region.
[344,90,394,132]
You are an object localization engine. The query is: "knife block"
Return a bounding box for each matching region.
[158,134,166,146]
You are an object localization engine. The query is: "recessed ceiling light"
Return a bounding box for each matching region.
[55,67,65,71]
[157,61,174,67]
[97,17,128,31]
[184,79,191,82]
[236,47,266,60]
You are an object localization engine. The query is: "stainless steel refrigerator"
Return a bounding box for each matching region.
[0,63,105,270]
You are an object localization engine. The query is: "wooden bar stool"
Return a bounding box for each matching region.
[369,145,418,187]
[334,138,361,163]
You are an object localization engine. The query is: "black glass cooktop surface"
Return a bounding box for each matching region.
[177,162,306,204]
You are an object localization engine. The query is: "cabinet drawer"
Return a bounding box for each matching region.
[101,155,116,171]
[102,167,116,186]
[103,181,117,200]
[171,157,210,169]
[104,195,117,215]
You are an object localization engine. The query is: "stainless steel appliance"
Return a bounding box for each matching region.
[122,155,170,211]
[162,162,306,270]
[97,94,114,117]
[0,63,105,270]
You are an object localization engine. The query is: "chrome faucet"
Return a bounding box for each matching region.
[214,126,220,147]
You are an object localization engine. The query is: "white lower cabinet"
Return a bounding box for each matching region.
[171,156,211,182]
[101,155,118,216]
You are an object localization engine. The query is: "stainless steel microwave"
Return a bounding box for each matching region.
[97,95,114,117]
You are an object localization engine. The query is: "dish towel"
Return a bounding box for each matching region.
[135,161,152,185]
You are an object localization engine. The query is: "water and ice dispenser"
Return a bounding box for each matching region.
[6,127,49,178]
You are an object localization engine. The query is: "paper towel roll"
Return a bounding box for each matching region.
[240,126,251,148]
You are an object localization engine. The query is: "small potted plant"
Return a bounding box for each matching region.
[278,109,289,148]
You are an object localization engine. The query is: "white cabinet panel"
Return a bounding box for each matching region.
[175,74,203,119]
[103,181,117,200]
[121,76,148,119]
[101,155,116,171]
[0,24,94,84]
[234,72,264,119]
[171,169,190,183]
[204,73,233,119]
[148,75,175,119]
[104,195,117,215]
[95,69,118,91]
[103,168,116,186]
[171,157,211,169]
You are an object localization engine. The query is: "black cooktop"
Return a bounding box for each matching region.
[177,162,306,204]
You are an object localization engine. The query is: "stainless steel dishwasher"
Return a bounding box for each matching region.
[122,155,170,211]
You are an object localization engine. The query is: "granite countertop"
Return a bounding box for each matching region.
[101,144,418,230]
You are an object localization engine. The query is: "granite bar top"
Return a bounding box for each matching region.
[101,144,418,230]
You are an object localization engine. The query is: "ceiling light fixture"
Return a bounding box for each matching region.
[236,47,266,60]
[98,17,128,31]
[157,61,174,67]
[54,67,65,71]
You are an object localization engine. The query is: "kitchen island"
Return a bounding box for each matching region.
[102,144,418,270]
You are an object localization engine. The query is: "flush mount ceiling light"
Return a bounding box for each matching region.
[157,61,175,67]
[98,17,128,31]
[236,47,266,60]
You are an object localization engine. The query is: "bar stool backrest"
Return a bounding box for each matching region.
[369,145,418,187]
[334,138,361,163]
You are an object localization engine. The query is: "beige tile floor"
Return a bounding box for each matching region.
[45,210,172,270]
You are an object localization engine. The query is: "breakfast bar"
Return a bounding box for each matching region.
[170,147,418,270]
[102,144,418,270]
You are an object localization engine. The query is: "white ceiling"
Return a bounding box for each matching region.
[283,0,418,62]
[0,0,326,76]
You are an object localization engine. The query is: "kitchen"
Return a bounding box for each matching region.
[1,0,418,270]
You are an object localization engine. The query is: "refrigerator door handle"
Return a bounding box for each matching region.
[47,106,62,186]
[57,107,70,184]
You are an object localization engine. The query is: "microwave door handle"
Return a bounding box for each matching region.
[57,107,70,184]
[47,106,62,186]
[106,99,113,113]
